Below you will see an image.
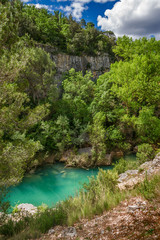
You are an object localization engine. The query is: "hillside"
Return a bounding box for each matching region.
[1,1,160,239]
[41,196,160,240]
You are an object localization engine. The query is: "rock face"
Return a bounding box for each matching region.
[40,45,111,80]
[117,153,160,190]
[78,147,92,156]
[51,53,110,79]
[17,203,37,216]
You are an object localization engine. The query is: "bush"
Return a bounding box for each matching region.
[138,174,160,200]
[136,143,155,164]
[113,157,139,174]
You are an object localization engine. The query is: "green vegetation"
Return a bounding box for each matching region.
[137,144,155,164]
[1,159,160,239]
[1,0,160,232]
[0,0,115,56]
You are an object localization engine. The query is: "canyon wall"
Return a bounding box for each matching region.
[40,45,111,79]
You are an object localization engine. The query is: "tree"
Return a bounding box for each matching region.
[0,42,57,104]
[80,18,86,28]
[86,22,95,29]
[63,68,95,105]
[110,53,160,112]
[90,112,106,164]
[0,0,22,53]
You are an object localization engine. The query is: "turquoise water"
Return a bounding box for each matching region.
[7,155,136,208]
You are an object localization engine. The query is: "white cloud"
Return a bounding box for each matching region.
[28,3,54,12]
[97,0,160,39]
[60,1,88,21]
[34,4,51,9]
[58,0,115,21]
[94,0,115,3]
[21,0,31,2]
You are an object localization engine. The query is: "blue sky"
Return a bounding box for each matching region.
[22,0,120,26]
[22,0,160,39]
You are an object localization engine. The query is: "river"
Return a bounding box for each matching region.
[7,154,136,208]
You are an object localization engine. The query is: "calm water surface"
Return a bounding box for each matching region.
[8,155,136,208]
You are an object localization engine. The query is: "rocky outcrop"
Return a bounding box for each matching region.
[39,45,111,80]
[51,53,110,80]
[118,153,160,190]
[60,149,124,168]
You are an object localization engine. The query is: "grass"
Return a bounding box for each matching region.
[0,158,160,240]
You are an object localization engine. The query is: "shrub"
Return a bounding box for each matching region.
[113,157,139,174]
[137,174,160,200]
[136,143,155,164]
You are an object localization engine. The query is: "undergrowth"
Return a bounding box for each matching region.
[0,159,160,240]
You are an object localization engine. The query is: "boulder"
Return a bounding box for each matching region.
[78,147,92,157]
[61,227,77,238]
[117,153,160,190]
[17,203,37,215]
[45,153,55,164]
[111,151,124,159]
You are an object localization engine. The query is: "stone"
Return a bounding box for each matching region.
[78,147,92,156]
[37,45,111,80]
[48,229,55,234]
[118,173,128,183]
[17,203,37,215]
[62,227,77,238]
[45,153,55,164]
[118,153,160,190]
[133,146,138,153]
[128,205,140,211]
[111,151,124,159]
[104,153,113,165]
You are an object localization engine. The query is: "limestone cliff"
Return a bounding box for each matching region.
[52,53,110,79]
[39,45,111,79]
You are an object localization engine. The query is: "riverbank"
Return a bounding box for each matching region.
[1,153,160,239]
[10,153,160,216]
[39,154,160,240]
[41,195,160,240]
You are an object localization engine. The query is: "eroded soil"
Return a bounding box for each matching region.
[40,196,160,240]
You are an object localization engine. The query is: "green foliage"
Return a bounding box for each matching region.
[52,115,72,153]
[136,144,155,164]
[0,205,67,238]
[113,36,160,61]
[138,174,160,200]
[1,160,160,239]
[0,82,47,184]
[90,72,117,121]
[0,44,57,104]
[110,53,160,111]
[63,69,95,105]
[0,218,28,237]
[0,0,22,52]
[135,107,160,143]
[0,0,115,56]
[90,112,106,163]
[37,203,48,213]
[1,0,160,228]
[113,158,139,174]
[0,186,10,224]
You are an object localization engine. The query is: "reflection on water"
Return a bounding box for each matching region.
[7,155,136,208]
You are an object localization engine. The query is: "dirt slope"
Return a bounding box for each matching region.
[40,196,160,240]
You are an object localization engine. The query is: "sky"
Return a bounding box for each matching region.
[22,0,160,39]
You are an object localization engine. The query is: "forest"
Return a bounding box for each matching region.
[1,0,160,239]
[0,0,160,189]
